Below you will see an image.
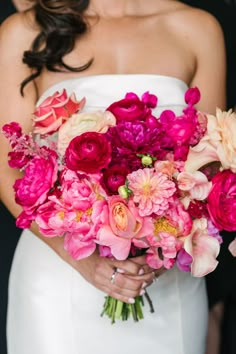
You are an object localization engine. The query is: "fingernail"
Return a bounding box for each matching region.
[138,268,144,275]
[116,268,125,273]
[139,289,145,295]
[128,298,135,304]
[142,282,147,288]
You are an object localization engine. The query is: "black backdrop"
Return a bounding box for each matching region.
[0,4,20,354]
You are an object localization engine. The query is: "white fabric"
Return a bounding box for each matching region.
[7,75,208,354]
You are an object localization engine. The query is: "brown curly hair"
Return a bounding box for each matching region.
[21,0,92,93]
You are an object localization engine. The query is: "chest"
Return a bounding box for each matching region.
[36,16,195,97]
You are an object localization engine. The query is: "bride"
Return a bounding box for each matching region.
[0,1,225,353]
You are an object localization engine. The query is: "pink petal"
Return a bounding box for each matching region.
[96,226,131,260]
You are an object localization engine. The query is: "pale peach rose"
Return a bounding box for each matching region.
[57,110,116,156]
[185,108,236,173]
[183,218,220,277]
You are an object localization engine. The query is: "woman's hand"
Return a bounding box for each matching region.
[75,252,163,304]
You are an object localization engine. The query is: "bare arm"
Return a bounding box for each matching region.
[0,13,157,303]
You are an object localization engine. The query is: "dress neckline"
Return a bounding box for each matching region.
[37,74,188,105]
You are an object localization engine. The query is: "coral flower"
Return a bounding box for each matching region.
[127,168,176,217]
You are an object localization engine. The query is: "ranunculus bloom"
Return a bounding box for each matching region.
[183,218,220,277]
[57,110,116,156]
[65,132,112,173]
[101,165,129,195]
[185,108,236,173]
[97,196,153,260]
[207,170,236,231]
[33,90,85,135]
[13,154,58,212]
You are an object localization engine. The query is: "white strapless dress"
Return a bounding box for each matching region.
[7,75,208,354]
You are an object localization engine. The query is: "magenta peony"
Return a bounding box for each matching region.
[13,153,58,212]
[207,170,236,231]
[65,132,112,173]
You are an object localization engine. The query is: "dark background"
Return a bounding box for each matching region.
[1,1,236,354]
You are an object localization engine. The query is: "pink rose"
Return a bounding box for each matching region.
[33,90,85,135]
[13,154,58,212]
[106,92,150,122]
[207,170,236,231]
[65,132,111,173]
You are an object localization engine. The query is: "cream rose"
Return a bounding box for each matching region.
[57,110,116,156]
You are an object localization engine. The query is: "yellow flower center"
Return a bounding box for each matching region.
[75,211,83,222]
[154,217,178,236]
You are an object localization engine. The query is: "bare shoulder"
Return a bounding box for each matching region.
[0,11,39,53]
[169,4,224,42]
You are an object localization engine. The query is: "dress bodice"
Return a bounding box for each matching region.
[37,74,188,116]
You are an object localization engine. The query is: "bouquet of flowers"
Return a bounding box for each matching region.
[2,86,236,323]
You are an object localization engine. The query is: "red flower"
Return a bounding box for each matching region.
[207,170,236,231]
[101,165,129,195]
[65,132,111,174]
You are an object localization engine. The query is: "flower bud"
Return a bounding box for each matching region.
[141,155,153,167]
[118,185,129,199]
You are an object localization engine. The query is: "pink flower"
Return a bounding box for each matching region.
[33,90,85,135]
[13,154,58,212]
[176,249,193,272]
[35,200,67,237]
[177,171,212,201]
[183,218,220,277]
[97,196,153,260]
[64,231,97,260]
[60,170,98,210]
[207,170,236,231]
[146,246,176,270]
[65,132,112,173]
[106,92,154,123]
[165,199,193,236]
[184,87,201,106]
[127,168,176,217]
